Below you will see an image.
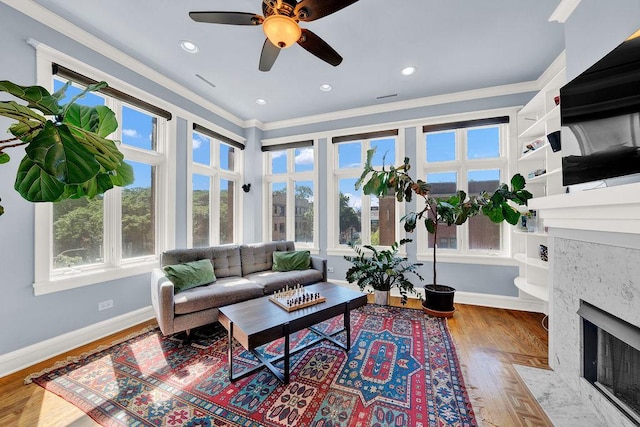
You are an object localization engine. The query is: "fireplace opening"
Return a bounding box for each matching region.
[579,301,640,424]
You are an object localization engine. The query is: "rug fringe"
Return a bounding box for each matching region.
[24,325,158,385]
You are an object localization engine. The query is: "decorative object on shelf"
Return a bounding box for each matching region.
[242,183,251,192]
[355,149,533,317]
[547,130,561,152]
[269,284,326,312]
[538,244,548,262]
[554,95,560,106]
[344,239,423,306]
[528,168,547,179]
[526,210,538,233]
[0,80,133,217]
[523,139,545,154]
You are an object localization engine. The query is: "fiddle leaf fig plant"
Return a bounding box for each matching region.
[0,80,133,216]
[356,148,533,287]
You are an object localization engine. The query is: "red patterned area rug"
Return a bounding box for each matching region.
[28,305,477,426]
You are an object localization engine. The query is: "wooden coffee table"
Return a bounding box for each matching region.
[218,282,367,384]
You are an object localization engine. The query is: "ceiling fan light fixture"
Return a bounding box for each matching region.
[320,84,332,92]
[401,66,416,76]
[180,40,199,53]
[262,15,301,48]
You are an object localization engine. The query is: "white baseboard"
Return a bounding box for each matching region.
[331,280,546,313]
[0,306,155,378]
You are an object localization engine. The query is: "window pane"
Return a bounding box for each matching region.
[272,182,286,241]
[426,172,457,249]
[294,147,314,172]
[371,138,395,167]
[122,161,155,258]
[220,179,234,244]
[371,192,396,246]
[53,197,104,269]
[467,127,500,159]
[338,142,361,169]
[193,132,211,165]
[220,143,235,171]
[339,178,361,245]
[271,151,287,174]
[426,131,455,162]
[468,169,501,251]
[122,106,156,151]
[193,174,210,248]
[294,181,313,243]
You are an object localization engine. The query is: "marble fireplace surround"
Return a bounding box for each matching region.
[530,181,640,425]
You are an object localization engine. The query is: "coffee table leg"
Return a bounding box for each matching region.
[284,322,290,384]
[228,321,234,380]
[344,302,351,351]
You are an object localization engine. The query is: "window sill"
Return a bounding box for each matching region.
[416,252,518,266]
[33,260,159,296]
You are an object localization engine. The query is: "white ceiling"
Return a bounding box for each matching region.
[32,0,565,124]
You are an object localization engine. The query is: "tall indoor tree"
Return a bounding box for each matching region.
[0,80,133,216]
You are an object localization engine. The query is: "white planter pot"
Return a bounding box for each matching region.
[374,290,390,306]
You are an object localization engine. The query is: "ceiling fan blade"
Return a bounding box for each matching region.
[294,0,359,22]
[259,39,281,72]
[297,29,342,66]
[189,11,263,25]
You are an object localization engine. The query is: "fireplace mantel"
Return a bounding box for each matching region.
[528,181,640,234]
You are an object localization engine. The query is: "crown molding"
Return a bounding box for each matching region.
[1,0,245,128]
[549,0,582,23]
[260,81,538,132]
[243,118,265,130]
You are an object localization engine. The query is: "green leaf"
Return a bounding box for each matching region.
[0,100,47,124]
[51,80,71,101]
[62,81,108,116]
[94,105,118,137]
[425,218,436,234]
[14,156,66,202]
[0,153,9,164]
[69,130,123,172]
[109,161,134,187]
[63,104,99,133]
[9,120,44,143]
[25,121,101,184]
[484,205,504,223]
[502,204,521,225]
[511,173,526,191]
[0,81,61,116]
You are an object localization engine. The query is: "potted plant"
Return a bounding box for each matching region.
[345,238,424,305]
[0,80,132,216]
[356,149,532,316]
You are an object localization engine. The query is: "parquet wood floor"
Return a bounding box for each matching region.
[0,300,552,426]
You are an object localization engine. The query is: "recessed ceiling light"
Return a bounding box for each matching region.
[180,40,199,53]
[256,98,267,105]
[320,84,332,92]
[401,66,416,76]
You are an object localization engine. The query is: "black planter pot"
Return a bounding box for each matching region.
[422,284,456,318]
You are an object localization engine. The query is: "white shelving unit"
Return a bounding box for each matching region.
[513,63,566,309]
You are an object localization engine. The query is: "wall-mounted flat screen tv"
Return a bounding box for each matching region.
[560,33,640,187]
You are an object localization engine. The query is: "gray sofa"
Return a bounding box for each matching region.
[150,241,327,336]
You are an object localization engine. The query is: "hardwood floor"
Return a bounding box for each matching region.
[0,301,552,426]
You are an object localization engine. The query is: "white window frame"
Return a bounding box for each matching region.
[262,144,318,250]
[416,122,511,263]
[187,124,244,247]
[328,133,406,255]
[32,44,175,295]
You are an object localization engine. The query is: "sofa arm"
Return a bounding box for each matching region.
[151,268,175,335]
[310,256,327,282]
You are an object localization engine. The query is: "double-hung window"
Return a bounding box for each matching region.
[190,124,243,247]
[34,64,172,295]
[331,130,401,249]
[263,141,316,247]
[418,117,509,259]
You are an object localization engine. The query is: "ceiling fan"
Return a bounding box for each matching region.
[189,0,359,71]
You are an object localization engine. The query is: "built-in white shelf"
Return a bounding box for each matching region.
[514,252,549,269]
[514,276,549,301]
[518,143,549,162]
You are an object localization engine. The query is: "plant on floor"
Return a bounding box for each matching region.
[355,149,532,311]
[0,80,133,216]
[345,238,424,305]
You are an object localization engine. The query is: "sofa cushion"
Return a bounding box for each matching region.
[162,245,242,279]
[240,241,295,276]
[163,259,215,293]
[272,250,311,272]
[244,269,323,294]
[174,277,264,315]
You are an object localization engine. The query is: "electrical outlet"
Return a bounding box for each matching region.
[327,267,335,273]
[98,299,113,311]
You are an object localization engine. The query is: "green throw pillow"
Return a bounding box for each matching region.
[272,250,311,272]
[163,259,216,293]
